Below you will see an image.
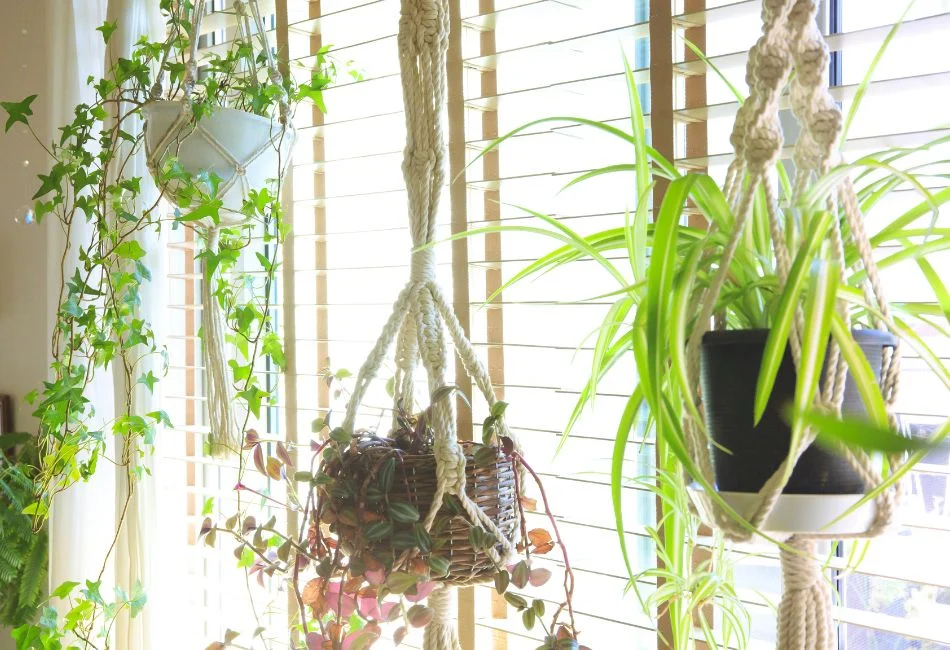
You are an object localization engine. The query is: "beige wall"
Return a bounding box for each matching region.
[0,1,50,647]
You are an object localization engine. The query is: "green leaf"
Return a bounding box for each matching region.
[115,240,147,261]
[137,371,158,393]
[754,210,833,424]
[796,408,930,454]
[504,593,528,611]
[490,400,508,418]
[612,387,643,586]
[1,95,37,132]
[48,580,80,601]
[428,555,450,578]
[202,496,215,516]
[385,571,420,595]
[96,21,117,42]
[388,501,420,523]
[788,260,840,477]
[840,5,909,144]
[363,521,393,541]
[237,546,255,569]
[828,315,889,428]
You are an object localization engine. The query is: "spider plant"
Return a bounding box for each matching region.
[449,28,950,646]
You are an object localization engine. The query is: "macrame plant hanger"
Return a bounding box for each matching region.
[340,2,520,649]
[684,2,903,649]
[146,0,295,456]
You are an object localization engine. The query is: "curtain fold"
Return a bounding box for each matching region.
[47,2,168,649]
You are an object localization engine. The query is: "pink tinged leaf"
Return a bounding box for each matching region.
[276,441,294,467]
[244,429,260,449]
[379,601,399,621]
[253,445,266,475]
[529,568,552,587]
[394,627,408,646]
[357,595,380,620]
[342,630,379,650]
[404,581,436,603]
[200,517,213,536]
[305,633,325,650]
[364,567,386,586]
[406,604,434,628]
[233,482,247,491]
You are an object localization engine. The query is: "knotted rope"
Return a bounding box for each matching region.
[686,2,903,648]
[341,2,520,647]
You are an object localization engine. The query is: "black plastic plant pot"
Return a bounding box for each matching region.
[700,328,898,495]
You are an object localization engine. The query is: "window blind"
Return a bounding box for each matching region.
[162,1,950,649]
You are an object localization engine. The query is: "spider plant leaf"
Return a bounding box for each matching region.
[797,408,931,454]
[612,387,644,586]
[754,210,834,424]
[828,314,888,428]
[623,52,652,201]
[590,297,634,404]
[788,260,840,466]
[561,333,630,448]
[464,116,678,181]
[901,239,950,328]
[670,242,705,429]
[871,186,950,246]
[822,418,950,528]
[561,164,638,191]
[840,2,911,144]
[851,236,950,287]
[645,175,697,404]
[683,37,745,104]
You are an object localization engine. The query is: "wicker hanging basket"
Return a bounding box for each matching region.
[320,435,517,585]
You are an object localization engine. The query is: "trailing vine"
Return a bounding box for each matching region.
[2,1,334,647]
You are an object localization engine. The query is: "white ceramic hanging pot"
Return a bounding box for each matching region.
[143,100,296,223]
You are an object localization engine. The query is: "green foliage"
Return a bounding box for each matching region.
[453,30,950,650]
[0,442,48,628]
[1,4,336,647]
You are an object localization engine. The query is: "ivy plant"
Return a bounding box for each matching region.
[0,1,336,646]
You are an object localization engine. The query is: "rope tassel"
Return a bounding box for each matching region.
[777,537,834,650]
[201,228,240,457]
[423,587,463,650]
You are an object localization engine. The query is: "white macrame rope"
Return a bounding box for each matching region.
[686,2,904,649]
[201,227,242,456]
[340,8,521,629]
[424,586,462,650]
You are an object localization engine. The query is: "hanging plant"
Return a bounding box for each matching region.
[1,0,337,646]
[202,383,584,650]
[450,4,949,649]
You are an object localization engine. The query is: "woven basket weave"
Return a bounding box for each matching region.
[321,437,517,586]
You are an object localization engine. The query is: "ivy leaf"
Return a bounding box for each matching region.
[262,331,286,371]
[202,497,215,516]
[1,94,37,132]
[237,546,255,569]
[51,581,80,600]
[96,21,118,43]
[137,370,158,393]
[115,240,147,261]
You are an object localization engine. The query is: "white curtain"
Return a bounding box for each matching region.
[47,2,169,649]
